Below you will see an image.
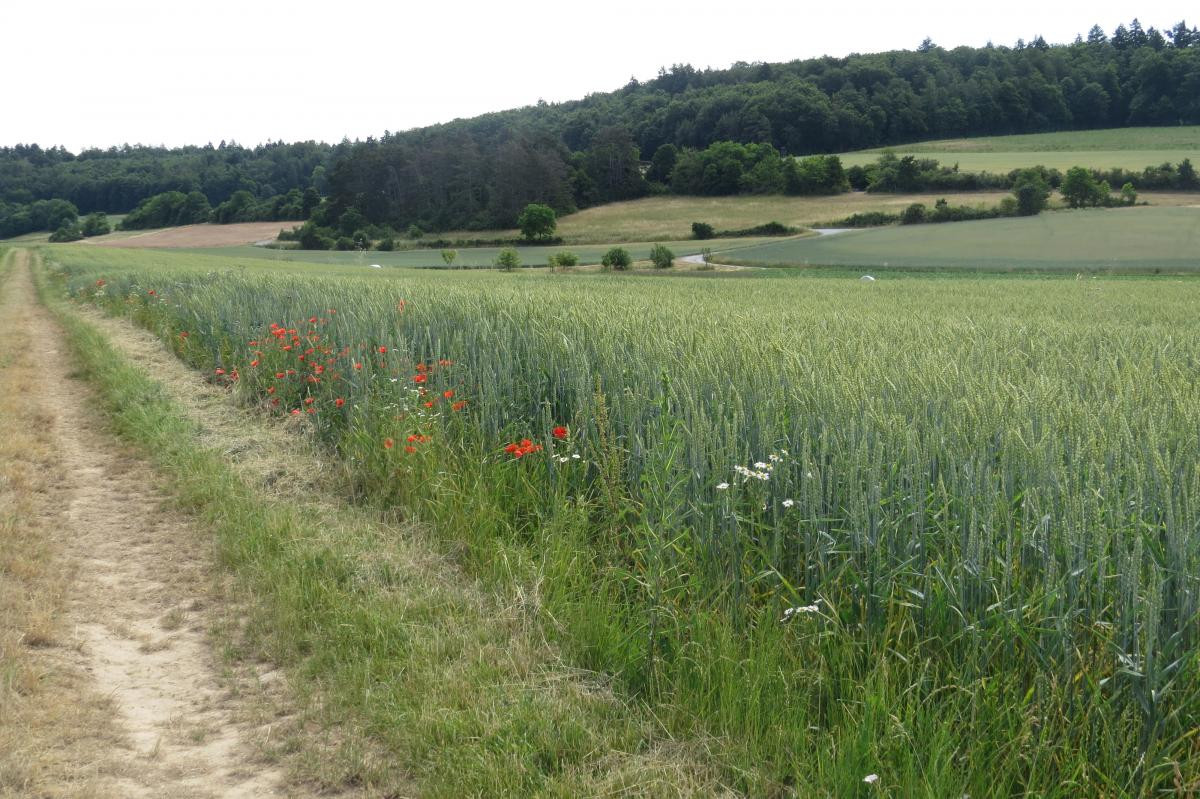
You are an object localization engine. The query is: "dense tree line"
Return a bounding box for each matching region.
[0,141,339,215]
[320,17,1200,231]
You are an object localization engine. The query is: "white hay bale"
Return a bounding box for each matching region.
[860,275,876,282]
[370,264,383,269]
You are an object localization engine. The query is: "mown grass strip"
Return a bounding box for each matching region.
[32,253,730,797]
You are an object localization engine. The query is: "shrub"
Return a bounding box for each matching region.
[601,247,632,271]
[495,247,520,271]
[407,224,424,240]
[441,249,458,268]
[691,222,715,240]
[335,236,355,251]
[352,230,371,250]
[649,244,675,269]
[378,237,396,251]
[549,251,578,269]
[48,225,83,243]
[900,203,927,225]
[80,212,111,237]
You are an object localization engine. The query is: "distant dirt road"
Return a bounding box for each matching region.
[86,221,297,249]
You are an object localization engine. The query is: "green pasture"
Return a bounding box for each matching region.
[723,206,1200,272]
[839,125,1200,172]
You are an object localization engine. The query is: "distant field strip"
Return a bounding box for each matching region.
[723,206,1200,271]
[839,125,1200,172]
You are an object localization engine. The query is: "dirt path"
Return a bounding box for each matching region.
[3,251,291,798]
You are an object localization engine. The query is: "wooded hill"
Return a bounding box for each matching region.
[3,18,1198,233]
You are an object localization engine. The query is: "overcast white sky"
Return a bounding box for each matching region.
[2,0,1194,152]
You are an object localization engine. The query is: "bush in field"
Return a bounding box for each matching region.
[1011,169,1051,216]
[495,247,520,271]
[549,250,577,269]
[601,247,632,270]
[48,225,83,242]
[352,230,371,250]
[377,237,396,251]
[517,203,557,241]
[1120,182,1138,205]
[900,203,927,225]
[441,249,458,268]
[81,212,111,237]
[407,224,424,240]
[1061,166,1108,208]
[298,221,335,250]
[691,221,715,239]
[335,236,355,251]
[649,243,675,269]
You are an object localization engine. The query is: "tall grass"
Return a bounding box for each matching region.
[46,247,1200,794]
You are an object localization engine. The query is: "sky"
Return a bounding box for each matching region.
[2,0,1195,152]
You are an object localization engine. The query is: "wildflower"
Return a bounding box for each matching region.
[443,389,454,399]
[782,499,795,509]
[552,425,569,440]
[423,401,434,409]
[863,774,879,785]
[335,398,345,408]
[384,438,394,450]
[413,374,427,383]
[781,603,820,621]
[275,372,285,379]
[179,331,189,339]
[215,368,225,376]
[754,461,769,470]
[304,397,314,405]
[353,362,363,370]
[716,482,730,490]
[290,409,301,416]
[451,400,467,411]
[378,346,388,354]
[250,359,260,367]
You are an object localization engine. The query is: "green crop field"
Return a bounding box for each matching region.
[839,125,1200,172]
[722,206,1200,272]
[36,243,1200,795]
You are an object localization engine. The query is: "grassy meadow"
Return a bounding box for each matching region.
[723,205,1200,272]
[839,125,1200,172]
[35,242,1200,795]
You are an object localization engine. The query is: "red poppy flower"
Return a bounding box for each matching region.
[413,374,427,383]
[451,401,467,411]
[250,360,260,367]
[443,389,454,399]
[378,346,388,354]
[405,445,417,454]
[384,438,394,449]
[335,398,345,408]
[552,426,569,440]
[353,362,363,370]
[215,368,226,376]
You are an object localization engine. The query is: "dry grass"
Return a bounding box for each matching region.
[0,250,118,798]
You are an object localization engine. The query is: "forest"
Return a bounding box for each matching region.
[2,18,1198,235]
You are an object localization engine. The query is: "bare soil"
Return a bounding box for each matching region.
[84,221,296,249]
[1,252,299,798]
